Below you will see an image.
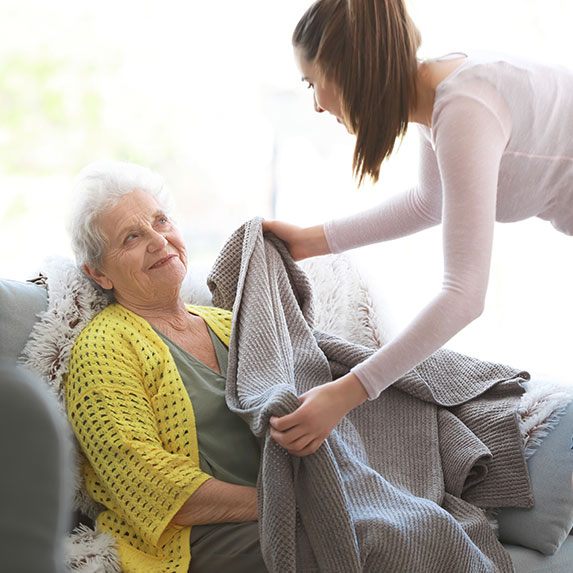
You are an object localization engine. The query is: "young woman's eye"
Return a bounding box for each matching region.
[305,81,314,90]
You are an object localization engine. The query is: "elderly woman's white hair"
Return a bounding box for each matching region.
[68,160,173,268]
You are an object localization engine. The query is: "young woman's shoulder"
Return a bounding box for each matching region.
[430,53,515,141]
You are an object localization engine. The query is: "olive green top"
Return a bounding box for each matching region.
[155,325,260,487]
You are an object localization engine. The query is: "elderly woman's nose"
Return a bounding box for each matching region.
[148,229,168,251]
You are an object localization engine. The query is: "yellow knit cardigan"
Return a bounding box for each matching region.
[65,302,233,573]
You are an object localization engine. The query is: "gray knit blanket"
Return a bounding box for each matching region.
[207,218,534,573]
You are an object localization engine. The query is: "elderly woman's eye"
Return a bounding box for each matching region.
[156,215,171,227]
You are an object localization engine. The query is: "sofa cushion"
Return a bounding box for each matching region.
[505,536,573,573]
[497,401,573,555]
[0,278,47,360]
[0,364,72,572]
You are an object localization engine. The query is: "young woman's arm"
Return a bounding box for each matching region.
[263,132,442,259]
[271,87,511,454]
[324,134,443,250]
[350,85,511,398]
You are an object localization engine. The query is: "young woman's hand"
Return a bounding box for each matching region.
[262,220,331,261]
[269,373,368,456]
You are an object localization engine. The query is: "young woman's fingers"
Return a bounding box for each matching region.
[288,438,324,457]
[270,424,307,448]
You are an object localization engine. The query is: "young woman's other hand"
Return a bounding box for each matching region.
[269,373,368,456]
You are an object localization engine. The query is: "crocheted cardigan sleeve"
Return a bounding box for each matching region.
[65,303,230,549]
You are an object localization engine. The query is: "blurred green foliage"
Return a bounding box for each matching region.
[0,54,105,174]
[0,51,177,176]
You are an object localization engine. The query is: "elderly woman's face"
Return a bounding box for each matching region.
[86,190,187,304]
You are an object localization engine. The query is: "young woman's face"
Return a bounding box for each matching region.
[294,46,345,127]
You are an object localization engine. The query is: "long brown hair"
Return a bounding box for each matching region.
[293,0,421,184]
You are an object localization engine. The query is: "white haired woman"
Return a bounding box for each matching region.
[65,161,267,573]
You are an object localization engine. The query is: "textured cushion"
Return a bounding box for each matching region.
[497,401,573,555]
[0,278,47,360]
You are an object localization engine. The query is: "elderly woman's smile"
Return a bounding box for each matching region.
[84,188,188,307]
[149,253,179,270]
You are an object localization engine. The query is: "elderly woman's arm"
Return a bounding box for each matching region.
[171,479,257,525]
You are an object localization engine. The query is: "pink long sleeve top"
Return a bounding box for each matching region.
[324,52,573,399]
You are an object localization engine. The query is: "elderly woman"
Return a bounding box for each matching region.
[65,161,267,573]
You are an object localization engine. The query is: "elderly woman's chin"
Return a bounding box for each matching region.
[148,256,187,290]
[148,253,187,278]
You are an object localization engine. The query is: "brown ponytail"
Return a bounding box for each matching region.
[293,0,421,184]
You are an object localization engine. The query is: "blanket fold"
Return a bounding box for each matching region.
[207,217,533,573]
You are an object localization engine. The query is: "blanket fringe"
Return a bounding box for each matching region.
[517,380,573,459]
[64,525,121,573]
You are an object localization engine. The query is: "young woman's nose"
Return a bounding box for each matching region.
[313,94,325,113]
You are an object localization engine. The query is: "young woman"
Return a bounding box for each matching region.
[265,0,573,457]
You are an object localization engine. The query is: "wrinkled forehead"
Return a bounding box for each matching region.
[97,190,165,240]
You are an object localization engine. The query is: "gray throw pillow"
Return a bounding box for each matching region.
[0,278,47,360]
[497,401,573,555]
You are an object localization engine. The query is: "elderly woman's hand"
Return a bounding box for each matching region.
[269,373,368,456]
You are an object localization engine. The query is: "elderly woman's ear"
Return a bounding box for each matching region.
[83,264,113,291]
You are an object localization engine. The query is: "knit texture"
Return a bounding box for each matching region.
[207,217,534,573]
[65,302,232,573]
